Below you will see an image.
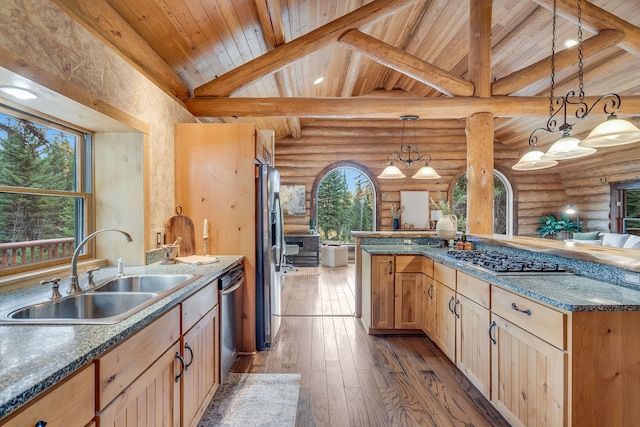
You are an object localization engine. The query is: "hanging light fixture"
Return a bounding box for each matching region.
[378,115,441,180]
[514,0,639,171]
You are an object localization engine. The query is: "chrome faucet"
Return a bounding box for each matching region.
[68,229,132,295]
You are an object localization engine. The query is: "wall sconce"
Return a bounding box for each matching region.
[378,115,441,180]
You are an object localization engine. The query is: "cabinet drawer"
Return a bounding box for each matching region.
[456,271,490,309]
[422,257,434,277]
[491,286,566,349]
[96,306,181,410]
[1,364,95,427]
[434,262,456,290]
[395,255,422,273]
[183,280,218,332]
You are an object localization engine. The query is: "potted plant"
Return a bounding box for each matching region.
[537,213,583,240]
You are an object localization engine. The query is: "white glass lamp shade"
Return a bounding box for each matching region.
[378,161,406,179]
[542,135,596,160]
[580,116,640,147]
[512,149,558,170]
[412,163,441,179]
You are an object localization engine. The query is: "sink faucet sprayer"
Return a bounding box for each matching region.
[68,229,133,295]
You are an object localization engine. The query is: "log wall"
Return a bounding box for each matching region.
[276,119,640,237]
[276,118,572,236]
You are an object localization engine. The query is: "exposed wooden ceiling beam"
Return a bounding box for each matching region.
[468,0,492,97]
[255,0,301,139]
[194,0,419,97]
[492,29,625,95]
[184,95,640,119]
[532,0,640,57]
[338,30,475,97]
[51,0,189,99]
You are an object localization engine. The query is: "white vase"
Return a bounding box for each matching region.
[436,214,458,239]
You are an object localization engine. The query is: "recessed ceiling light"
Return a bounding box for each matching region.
[0,86,37,100]
[564,39,578,48]
[313,77,324,85]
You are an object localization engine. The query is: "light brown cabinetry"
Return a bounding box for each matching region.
[181,282,220,427]
[490,286,566,427]
[256,129,275,166]
[96,306,182,426]
[432,262,457,361]
[362,253,424,333]
[175,123,259,352]
[0,363,95,427]
[98,341,182,427]
[96,279,221,427]
[455,272,491,399]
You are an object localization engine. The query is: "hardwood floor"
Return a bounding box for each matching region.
[234,264,509,426]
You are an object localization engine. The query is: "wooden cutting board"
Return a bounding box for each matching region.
[164,206,195,256]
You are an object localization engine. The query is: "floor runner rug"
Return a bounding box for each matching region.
[280,266,320,276]
[198,373,300,427]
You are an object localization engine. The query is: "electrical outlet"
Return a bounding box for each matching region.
[623,273,640,284]
[403,239,412,245]
[154,229,163,248]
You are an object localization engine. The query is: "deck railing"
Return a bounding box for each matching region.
[0,238,75,268]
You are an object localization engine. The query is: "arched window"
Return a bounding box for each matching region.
[311,163,377,243]
[452,170,514,234]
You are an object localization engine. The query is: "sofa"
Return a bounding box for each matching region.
[565,232,640,249]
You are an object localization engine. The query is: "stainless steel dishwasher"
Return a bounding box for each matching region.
[219,263,244,382]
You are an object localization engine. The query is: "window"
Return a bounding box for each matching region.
[611,181,640,235]
[452,171,513,234]
[0,106,91,274]
[315,166,375,243]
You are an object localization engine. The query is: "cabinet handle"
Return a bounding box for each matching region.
[448,296,455,313]
[184,342,194,370]
[489,321,497,345]
[35,422,47,427]
[428,284,433,299]
[388,260,393,274]
[453,300,460,319]
[511,302,532,316]
[174,352,185,382]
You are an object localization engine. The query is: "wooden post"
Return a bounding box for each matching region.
[466,113,494,234]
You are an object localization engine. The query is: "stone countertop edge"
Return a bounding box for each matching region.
[0,255,243,420]
[361,245,640,313]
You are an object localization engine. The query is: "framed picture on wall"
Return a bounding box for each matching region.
[281,185,306,215]
[400,190,430,230]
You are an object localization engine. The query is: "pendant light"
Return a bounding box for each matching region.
[515,0,639,170]
[378,115,441,180]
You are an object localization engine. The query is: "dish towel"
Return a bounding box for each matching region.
[176,255,220,265]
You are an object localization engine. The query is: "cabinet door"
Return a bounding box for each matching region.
[371,255,395,330]
[490,314,565,427]
[394,272,423,329]
[422,277,436,337]
[434,280,456,361]
[455,295,491,399]
[1,364,95,427]
[98,341,182,427]
[182,307,220,427]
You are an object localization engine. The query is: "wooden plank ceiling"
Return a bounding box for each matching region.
[53,0,640,166]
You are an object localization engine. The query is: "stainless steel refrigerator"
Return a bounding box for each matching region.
[256,164,284,350]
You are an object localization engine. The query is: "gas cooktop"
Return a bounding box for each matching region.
[446,250,572,275]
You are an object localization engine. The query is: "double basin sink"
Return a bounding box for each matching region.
[2,274,201,324]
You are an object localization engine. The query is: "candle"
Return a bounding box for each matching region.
[203,219,208,238]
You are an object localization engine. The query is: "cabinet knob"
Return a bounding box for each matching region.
[35,422,47,427]
[511,302,532,316]
[184,342,194,371]
[388,260,393,274]
[489,321,497,345]
[174,352,185,382]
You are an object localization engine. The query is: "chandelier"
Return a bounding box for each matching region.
[513,0,640,171]
[378,115,441,179]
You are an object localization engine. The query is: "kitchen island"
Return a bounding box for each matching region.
[356,234,640,426]
[0,255,243,423]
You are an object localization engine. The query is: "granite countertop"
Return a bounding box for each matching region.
[362,245,640,312]
[0,255,243,420]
